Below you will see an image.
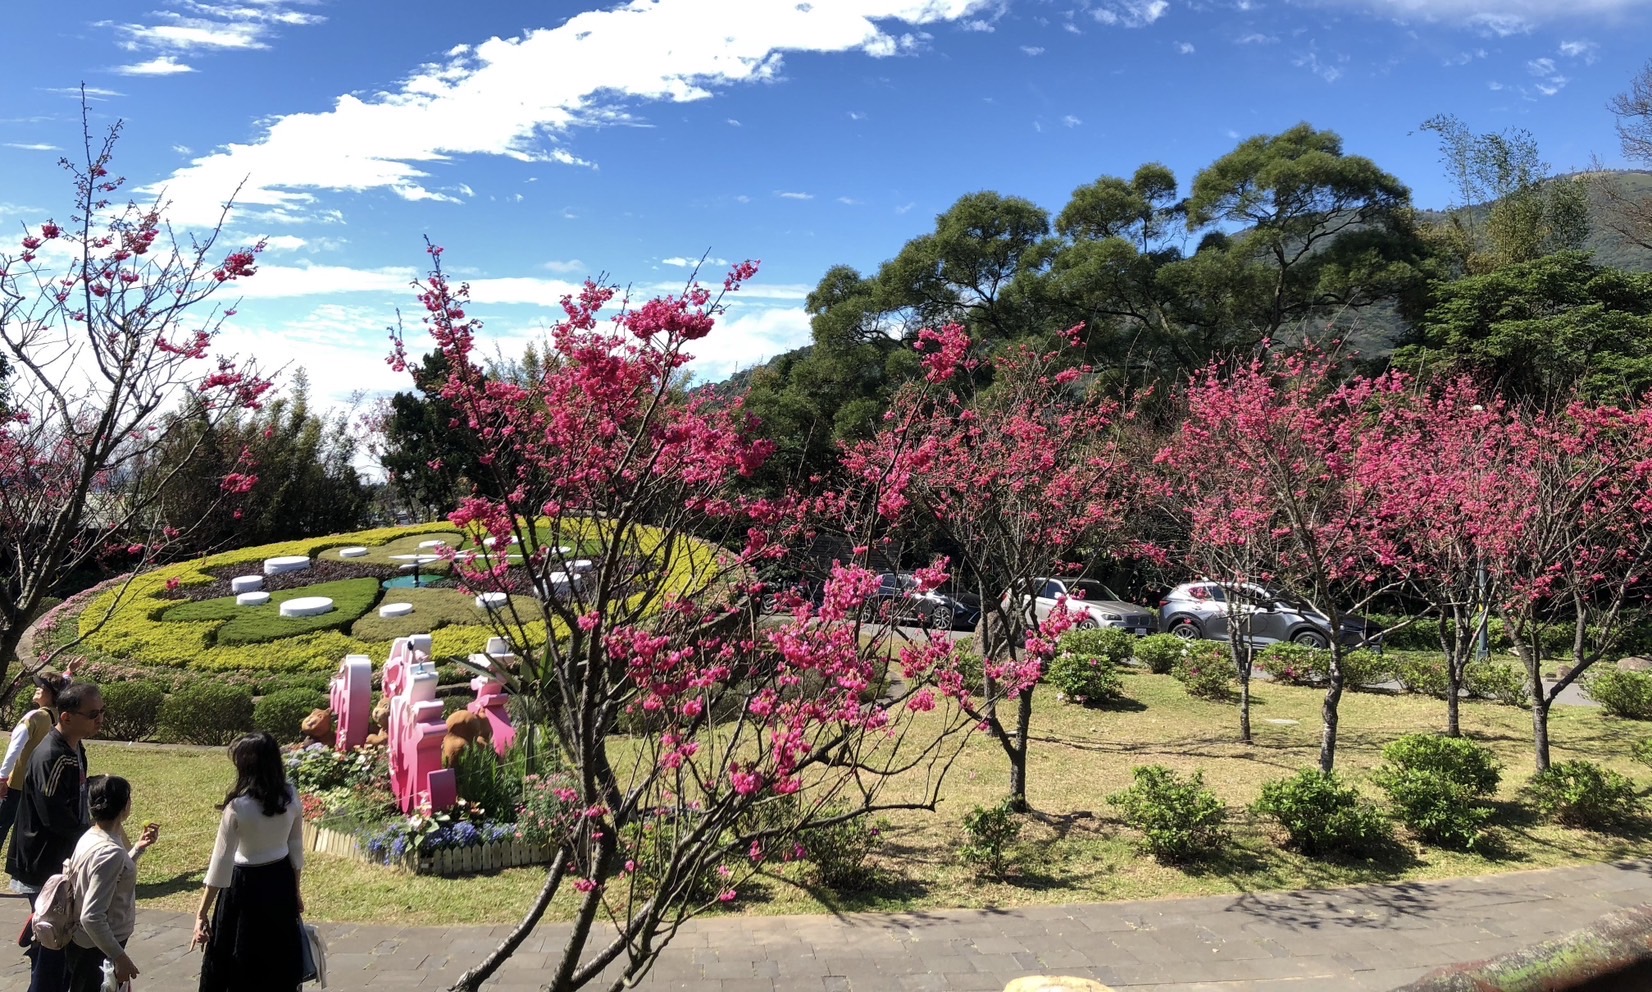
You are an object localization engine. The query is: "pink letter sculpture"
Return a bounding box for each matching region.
[328,654,372,751]
[464,637,517,757]
[381,635,456,814]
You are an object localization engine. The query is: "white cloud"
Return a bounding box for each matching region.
[172,144,193,154]
[837,196,861,205]
[848,110,867,120]
[962,18,995,30]
[113,56,197,75]
[542,259,586,274]
[144,0,992,226]
[734,194,752,204]
[726,117,742,126]
[1235,32,1277,43]
[4,143,61,152]
[686,304,812,383]
[1062,114,1082,127]
[660,255,731,268]
[1527,56,1556,75]
[1020,45,1045,55]
[1559,39,1599,63]
[44,86,123,100]
[260,235,308,252]
[1526,54,1568,95]
[776,191,814,200]
[1091,0,1170,27]
[105,1,325,55]
[1310,0,1641,30]
[1176,41,1195,54]
[1489,80,1505,90]
[1295,50,1344,83]
[895,202,916,214]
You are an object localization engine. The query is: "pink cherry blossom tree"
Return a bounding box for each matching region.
[840,323,1139,811]
[1366,381,1512,737]
[0,106,270,697]
[1158,349,1402,773]
[393,249,981,992]
[1480,400,1652,770]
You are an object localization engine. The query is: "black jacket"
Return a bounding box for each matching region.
[5,728,88,887]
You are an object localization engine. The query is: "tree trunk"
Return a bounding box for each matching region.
[1446,684,1461,739]
[1532,693,1554,772]
[1319,672,1345,774]
[1006,686,1033,811]
[1238,674,1253,744]
[450,848,569,992]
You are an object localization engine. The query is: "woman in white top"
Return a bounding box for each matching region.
[190,732,306,992]
[66,775,158,992]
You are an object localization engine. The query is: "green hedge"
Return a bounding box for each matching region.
[98,681,166,741]
[254,688,330,742]
[158,682,255,745]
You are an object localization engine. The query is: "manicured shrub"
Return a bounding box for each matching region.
[1256,643,1328,686]
[1393,651,1451,698]
[1058,628,1135,666]
[1525,760,1643,828]
[1135,634,1184,675]
[960,800,1022,879]
[1340,649,1395,689]
[253,688,329,743]
[1465,663,1529,708]
[1253,770,1394,857]
[97,681,166,741]
[1106,765,1230,864]
[1586,669,1652,720]
[1171,642,1235,700]
[158,682,255,745]
[1375,768,1493,850]
[1373,736,1501,850]
[1367,615,1512,654]
[1380,734,1502,794]
[1045,651,1125,705]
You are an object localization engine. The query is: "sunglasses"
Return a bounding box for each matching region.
[72,708,106,721]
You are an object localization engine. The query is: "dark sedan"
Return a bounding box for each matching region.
[863,572,983,631]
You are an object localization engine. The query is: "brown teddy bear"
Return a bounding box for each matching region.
[441,708,493,767]
[299,709,334,747]
[363,699,391,748]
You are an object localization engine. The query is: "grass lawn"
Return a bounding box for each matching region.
[24,670,1652,927]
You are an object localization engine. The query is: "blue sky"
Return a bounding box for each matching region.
[3,0,1650,408]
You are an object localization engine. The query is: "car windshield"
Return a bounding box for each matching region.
[1067,579,1121,602]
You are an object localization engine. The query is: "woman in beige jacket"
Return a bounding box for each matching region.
[66,775,159,992]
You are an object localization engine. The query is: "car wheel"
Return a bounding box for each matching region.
[1077,615,1099,630]
[929,606,954,630]
[859,602,879,624]
[1292,629,1330,649]
[1170,619,1200,641]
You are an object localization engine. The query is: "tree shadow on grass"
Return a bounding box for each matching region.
[136,870,204,900]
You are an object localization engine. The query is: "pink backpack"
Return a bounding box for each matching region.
[30,858,81,950]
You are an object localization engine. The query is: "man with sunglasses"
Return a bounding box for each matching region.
[8,682,102,992]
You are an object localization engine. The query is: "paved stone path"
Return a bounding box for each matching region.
[3,859,1650,992]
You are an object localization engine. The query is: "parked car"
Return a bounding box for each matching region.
[1157,581,1380,649]
[1005,577,1157,635]
[758,578,824,615]
[864,572,983,631]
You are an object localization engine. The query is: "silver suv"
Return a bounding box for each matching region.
[1157,582,1379,649]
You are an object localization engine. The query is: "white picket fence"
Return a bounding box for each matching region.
[302,820,548,876]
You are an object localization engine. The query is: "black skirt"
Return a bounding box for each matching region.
[198,857,304,992]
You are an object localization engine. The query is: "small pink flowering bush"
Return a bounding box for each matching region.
[1172,642,1236,699]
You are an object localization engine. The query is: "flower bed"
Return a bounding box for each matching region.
[288,742,572,878]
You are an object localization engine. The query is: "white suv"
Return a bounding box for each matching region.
[1006,577,1156,634]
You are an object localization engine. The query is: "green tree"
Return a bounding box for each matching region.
[1182,123,1423,342]
[1397,251,1652,403]
[378,350,496,518]
[1418,113,1590,276]
[147,371,369,551]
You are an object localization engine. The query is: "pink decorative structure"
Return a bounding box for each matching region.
[381,635,456,814]
[328,654,372,751]
[464,637,517,757]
